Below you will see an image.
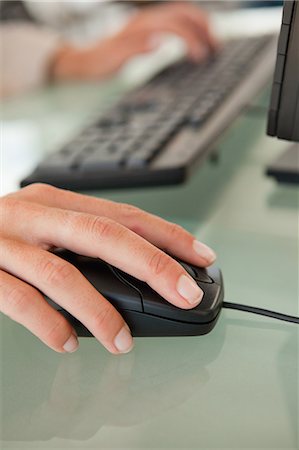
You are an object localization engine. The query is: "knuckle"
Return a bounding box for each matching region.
[6,286,32,316]
[89,216,114,238]
[168,223,185,241]
[120,203,144,221]
[77,215,114,238]
[39,257,76,286]
[44,316,69,348]
[0,196,21,212]
[148,250,173,277]
[93,303,116,332]
[22,183,55,197]
[78,215,126,242]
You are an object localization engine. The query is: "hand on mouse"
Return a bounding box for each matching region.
[52,2,218,81]
[0,184,216,355]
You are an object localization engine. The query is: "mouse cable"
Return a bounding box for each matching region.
[222,302,299,324]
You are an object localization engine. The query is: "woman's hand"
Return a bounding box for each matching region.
[52,2,218,81]
[0,184,216,354]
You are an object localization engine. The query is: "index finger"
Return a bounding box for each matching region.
[17,184,216,267]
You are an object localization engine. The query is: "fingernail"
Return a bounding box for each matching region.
[114,326,134,354]
[177,275,203,305]
[63,334,79,353]
[193,240,216,264]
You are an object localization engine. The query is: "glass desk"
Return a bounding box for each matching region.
[0,74,298,449]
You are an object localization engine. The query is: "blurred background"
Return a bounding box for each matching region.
[0,1,283,194]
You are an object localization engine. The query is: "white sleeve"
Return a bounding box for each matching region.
[0,22,61,97]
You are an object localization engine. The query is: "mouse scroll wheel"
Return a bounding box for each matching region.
[179,262,197,278]
[179,261,213,284]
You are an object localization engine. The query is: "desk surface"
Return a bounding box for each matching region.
[1,34,298,450]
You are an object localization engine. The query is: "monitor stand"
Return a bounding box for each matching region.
[266,144,299,185]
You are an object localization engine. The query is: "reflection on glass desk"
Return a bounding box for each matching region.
[1,313,297,448]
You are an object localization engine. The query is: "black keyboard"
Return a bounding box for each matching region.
[21,35,277,191]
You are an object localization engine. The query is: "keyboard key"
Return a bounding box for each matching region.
[79,152,123,171]
[38,152,76,171]
[125,148,153,168]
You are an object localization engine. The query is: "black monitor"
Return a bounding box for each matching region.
[266,0,299,183]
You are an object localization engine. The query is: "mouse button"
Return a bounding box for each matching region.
[193,267,213,283]
[178,261,197,278]
[104,290,143,313]
[206,266,223,286]
[142,293,184,320]
[107,267,143,312]
[196,282,222,311]
[141,286,219,324]
[189,282,223,323]
[53,249,107,272]
[112,268,139,287]
[177,259,213,283]
[88,267,142,313]
[62,254,142,313]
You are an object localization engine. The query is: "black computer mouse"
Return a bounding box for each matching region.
[45,249,224,337]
